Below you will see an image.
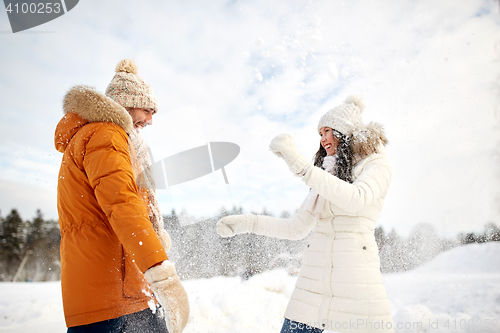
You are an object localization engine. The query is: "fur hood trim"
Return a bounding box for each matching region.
[351,122,388,159]
[63,85,134,134]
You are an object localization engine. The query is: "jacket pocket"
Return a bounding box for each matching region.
[354,233,373,263]
[122,247,151,298]
[357,233,381,264]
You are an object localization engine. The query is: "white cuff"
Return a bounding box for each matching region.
[296,162,312,177]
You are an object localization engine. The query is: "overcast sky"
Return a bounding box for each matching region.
[0,0,499,237]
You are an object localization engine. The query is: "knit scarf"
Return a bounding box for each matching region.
[128,128,171,252]
[302,155,337,218]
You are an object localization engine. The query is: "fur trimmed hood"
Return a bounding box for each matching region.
[63,85,134,134]
[54,86,134,153]
[351,121,388,160]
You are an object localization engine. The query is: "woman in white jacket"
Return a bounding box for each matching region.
[217,96,393,333]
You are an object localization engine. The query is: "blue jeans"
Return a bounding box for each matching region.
[281,318,324,333]
[67,307,168,333]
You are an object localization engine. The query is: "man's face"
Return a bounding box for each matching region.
[126,108,154,129]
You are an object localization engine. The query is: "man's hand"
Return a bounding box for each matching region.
[145,261,189,333]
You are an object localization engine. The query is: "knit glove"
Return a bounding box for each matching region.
[144,261,189,333]
[217,214,256,237]
[269,134,310,176]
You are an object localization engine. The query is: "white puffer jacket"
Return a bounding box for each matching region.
[253,145,393,333]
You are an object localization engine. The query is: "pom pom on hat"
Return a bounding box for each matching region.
[115,59,138,75]
[344,95,365,113]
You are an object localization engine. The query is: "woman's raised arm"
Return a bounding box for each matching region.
[302,152,391,213]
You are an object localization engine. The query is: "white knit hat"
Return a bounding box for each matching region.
[105,59,158,113]
[317,95,365,135]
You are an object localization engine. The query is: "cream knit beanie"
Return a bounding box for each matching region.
[317,96,365,135]
[105,59,158,113]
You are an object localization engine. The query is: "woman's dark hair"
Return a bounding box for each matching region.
[313,129,354,183]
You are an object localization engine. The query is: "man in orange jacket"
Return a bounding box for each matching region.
[55,59,189,333]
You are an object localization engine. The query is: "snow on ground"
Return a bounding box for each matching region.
[0,281,65,333]
[385,243,500,333]
[184,270,294,333]
[0,243,499,333]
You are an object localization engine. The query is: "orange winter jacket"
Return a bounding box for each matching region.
[54,86,168,327]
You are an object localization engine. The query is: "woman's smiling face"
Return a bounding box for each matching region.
[319,127,339,156]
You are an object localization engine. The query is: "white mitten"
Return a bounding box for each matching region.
[216,214,256,237]
[269,134,310,175]
[144,261,189,333]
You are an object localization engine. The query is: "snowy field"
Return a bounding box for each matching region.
[0,242,499,333]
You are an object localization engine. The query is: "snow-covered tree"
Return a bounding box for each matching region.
[0,209,25,279]
[405,223,441,269]
[485,223,500,241]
